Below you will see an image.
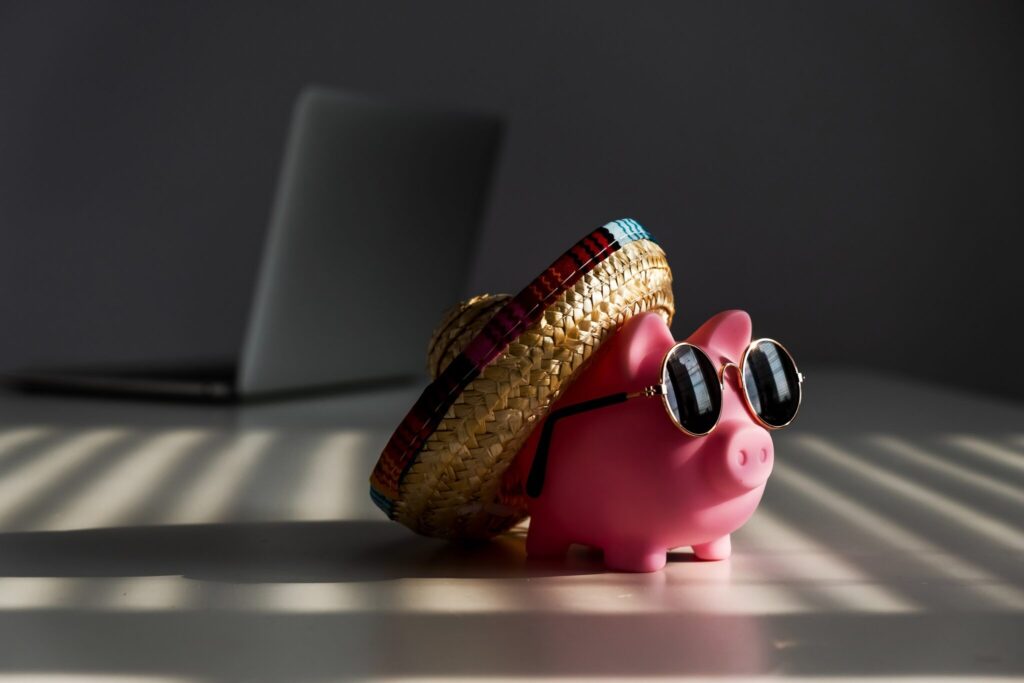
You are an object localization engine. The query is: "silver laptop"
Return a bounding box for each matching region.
[8,87,503,401]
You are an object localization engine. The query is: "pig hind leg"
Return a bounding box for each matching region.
[692,534,732,561]
[603,541,668,573]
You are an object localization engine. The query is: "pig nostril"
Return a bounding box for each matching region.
[760,449,768,463]
[738,450,748,466]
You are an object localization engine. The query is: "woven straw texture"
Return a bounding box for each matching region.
[427,293,512,380]
[395,238,674,539]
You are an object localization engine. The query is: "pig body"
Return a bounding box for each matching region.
[517,310,774,572]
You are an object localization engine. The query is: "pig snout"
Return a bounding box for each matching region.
[706,421,774,494]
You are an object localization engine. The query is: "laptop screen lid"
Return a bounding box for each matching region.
[238,88,502,397]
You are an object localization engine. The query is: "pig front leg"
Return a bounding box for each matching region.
[603,541,668,573]
[692,534,731,561]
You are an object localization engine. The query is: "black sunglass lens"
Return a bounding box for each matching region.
[742,340,801,428]
[663,345,722,435]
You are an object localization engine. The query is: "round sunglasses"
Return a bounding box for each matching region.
[526,338,803,497]
[653,337,804,436]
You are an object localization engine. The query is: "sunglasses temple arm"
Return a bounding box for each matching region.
[526,391,632,498]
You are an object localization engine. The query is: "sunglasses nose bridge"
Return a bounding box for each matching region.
[718,361,741,387]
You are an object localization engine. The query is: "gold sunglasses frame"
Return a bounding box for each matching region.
[525,337,804,498]
[628,337,804,437]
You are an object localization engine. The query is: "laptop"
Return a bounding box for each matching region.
[7,87,503,401]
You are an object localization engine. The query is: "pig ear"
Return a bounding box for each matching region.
[686,310,752,361]
[613,311,676,381]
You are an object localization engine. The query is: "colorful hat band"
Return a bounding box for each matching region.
[370,219,655,517]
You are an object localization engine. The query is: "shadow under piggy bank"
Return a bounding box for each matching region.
[0,520,644,583]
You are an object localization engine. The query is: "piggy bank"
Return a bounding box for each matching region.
[512,309,774,572]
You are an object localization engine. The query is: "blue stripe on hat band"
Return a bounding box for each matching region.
[603,218,653,245]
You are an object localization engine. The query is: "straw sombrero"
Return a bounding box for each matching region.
[369,219,675,539]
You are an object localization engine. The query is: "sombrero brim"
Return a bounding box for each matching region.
[370,219,675,539]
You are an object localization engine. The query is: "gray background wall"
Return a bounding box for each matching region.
[1,1,1022,398]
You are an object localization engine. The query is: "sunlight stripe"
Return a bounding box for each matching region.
[370,678,1020,683]
[870,434,1024,505]
[78,576,199,612]
[772,460,1024,609]
[0,676,194,683]
[247,582,370,613]
[948,434,1024,475]
[289,430,373,520]
[741,510,919,613]
[36,429,210,530]
[160,430,275,524]
[0,429,128,527]
[795,434,1024,551]
[0,426,53,459]
[0,572,931,616]
[0,577,76,610]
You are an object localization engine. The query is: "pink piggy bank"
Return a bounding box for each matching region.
[509,309,780,572]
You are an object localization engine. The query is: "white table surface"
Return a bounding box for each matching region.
[0,369,1021,682]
